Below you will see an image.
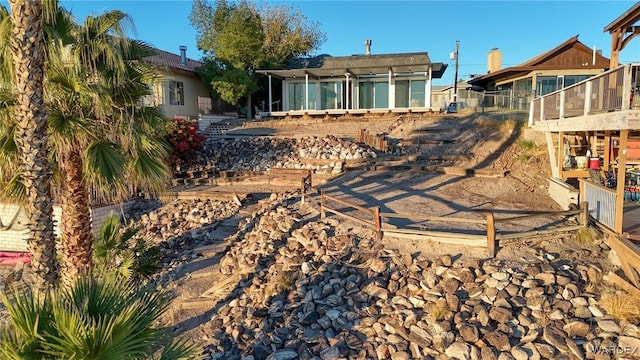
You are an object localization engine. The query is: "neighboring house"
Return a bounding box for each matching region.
[469,36,610,111]
[431,80,478,110]
[143,46,212,119]
[256,41,448,116]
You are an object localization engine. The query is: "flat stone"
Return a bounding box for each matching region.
[588,305,605,317]
[618,336,640,357]
[480,346,497,360]
[521,343,541,360]
[485,331,510,351]
[510,345,530,360]
[566,338,584,359]
[265,349,298,360]
[489,307,513,324]
[534,273,556,285]
[563,321,590,338]
[319,346,340,360]
[533,342,556,359]
[460,324,480,343]
[519,328,540,343]
[543,326,569,353]
[390,351,411,360]
[597,319,621,333]
[573,306,592,319]
[443,278,461,293]
[446,342,471,360]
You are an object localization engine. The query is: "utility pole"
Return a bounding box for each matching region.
[453,40,460,102]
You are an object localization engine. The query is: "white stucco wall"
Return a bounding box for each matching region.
[0,200,137,252]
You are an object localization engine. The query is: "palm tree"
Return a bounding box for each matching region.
[5,0,58,291]
[0,2,172,287]
[0,274,201,359]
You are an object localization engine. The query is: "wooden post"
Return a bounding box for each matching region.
[374,206,382,241]
[300,177,306,205]
[487,212,496,258]
[320,190,326,219]
[615,130,629,234]
[604,132,611,172]
[580,201,589,227]
[558,132,565,180]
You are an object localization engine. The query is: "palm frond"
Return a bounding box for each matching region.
[84,140,126,193]
[1,172,26,203]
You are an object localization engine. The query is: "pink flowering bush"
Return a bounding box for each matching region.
[168,117,206,172]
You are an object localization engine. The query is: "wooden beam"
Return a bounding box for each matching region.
[603,271,640,297]
[615,130,628,233]
[383,230,486,247]
[558,131,565,181]
[487,213,496,258]
[604,131,612,172]
[546,132,559,178]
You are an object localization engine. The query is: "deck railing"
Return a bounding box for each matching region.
[579,179,617,231]
[529,64,636,125]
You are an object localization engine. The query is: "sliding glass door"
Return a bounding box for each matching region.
[358,81,388,109]
[395,79,425,107]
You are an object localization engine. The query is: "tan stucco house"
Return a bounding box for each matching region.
[143,46,211,119]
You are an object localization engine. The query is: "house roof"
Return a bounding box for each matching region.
[604,2,640,33]
[257,52,448,79]
[469,36,610,87]
[143,48,202,73]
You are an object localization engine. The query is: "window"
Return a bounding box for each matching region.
[395,79,425,107]
[169,81,184,105]
[320,81,342,110]
[287,82,315,110]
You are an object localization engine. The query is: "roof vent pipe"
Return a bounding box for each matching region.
[365,39,371,55]
[179,45,187,66]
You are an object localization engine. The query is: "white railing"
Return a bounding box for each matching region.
[529,65,636,125]
[580,179,617,231]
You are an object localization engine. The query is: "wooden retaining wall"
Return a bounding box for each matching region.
[317,190,589,258]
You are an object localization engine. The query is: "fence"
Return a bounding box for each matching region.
[579,179,617,231]
[357,129,390,152]
[318,190,589,257]
[530,65,634,124]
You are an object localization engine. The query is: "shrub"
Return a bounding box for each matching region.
[600,291,640,322]
[0,275,201,359]
[94,215,161,280]
[167,117,206,171]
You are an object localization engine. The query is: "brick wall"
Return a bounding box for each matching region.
[0,200,138,252]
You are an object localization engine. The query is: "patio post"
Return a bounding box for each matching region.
[345,73,350,109]
[268,75,272,113]
[305,73,309,111]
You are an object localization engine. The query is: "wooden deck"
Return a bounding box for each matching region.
[533,110,640,132]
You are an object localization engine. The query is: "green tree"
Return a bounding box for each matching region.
[0,2,172,288]
[0,275,200,359]
[5,0,58,292]
[190,0,325,118]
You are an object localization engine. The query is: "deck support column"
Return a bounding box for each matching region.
[615,129,628,234]
[558,132,565,180]
[268,75,273,113]
[604,132,612,172]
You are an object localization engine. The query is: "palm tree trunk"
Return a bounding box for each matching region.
[59,149,93,287]
[9,0,58,291]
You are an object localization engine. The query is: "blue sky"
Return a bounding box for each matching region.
[46,1,640,85]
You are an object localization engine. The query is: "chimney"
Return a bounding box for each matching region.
[179,45,187,66]
[487,48,502,73]
[365,39,372,55]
